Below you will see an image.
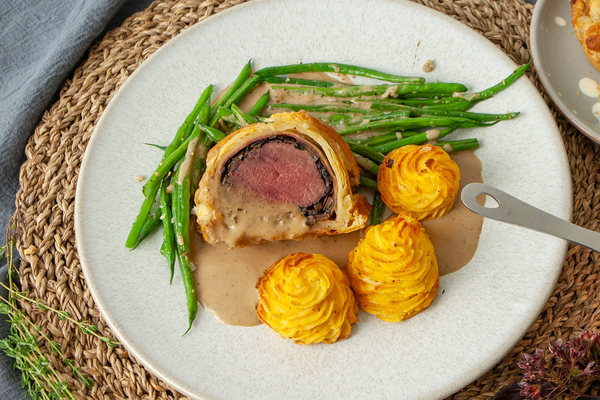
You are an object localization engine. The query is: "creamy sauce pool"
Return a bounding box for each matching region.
[190,150,483,326]
[422,150,483,276]
[191,230,361,326]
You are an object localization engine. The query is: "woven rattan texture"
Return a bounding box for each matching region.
[10,0,600,398]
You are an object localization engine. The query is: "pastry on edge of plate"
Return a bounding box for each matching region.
[194,111,370,248]
[346,214,439,322]
[256,252,359,344]
[572,0,600,72]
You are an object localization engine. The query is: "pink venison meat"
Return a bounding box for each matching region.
[228,142,326,207]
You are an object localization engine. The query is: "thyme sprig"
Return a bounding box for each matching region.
[0,226,118,399]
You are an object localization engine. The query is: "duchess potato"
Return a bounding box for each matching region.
[347,214,439,322]
[256,253,358,344]
[378,144,460,221]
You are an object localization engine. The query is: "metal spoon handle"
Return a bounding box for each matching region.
[461,183,600,252]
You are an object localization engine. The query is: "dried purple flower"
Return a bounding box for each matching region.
[581,361,599,376]
[518,350,547,380]
[516,331,600,400]
[583,331,595,342]
[548,338,568,360]
[569,336,588,363]
[519,382,542,400]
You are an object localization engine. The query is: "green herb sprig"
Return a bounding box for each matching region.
[0,226,118,399]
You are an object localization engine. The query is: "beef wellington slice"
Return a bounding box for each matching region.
[194,111,371,248]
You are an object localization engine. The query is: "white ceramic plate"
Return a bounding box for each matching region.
[75,0,572,399]
[531,0,600,143]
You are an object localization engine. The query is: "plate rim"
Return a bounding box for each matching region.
[74,0,572,399]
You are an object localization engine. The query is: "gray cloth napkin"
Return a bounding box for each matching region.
[0,1,153,398]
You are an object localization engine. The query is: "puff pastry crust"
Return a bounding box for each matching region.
[347,214,439,322]
[256,253,358,344]
[572,0,600,71]
[194,111,370,248]
[378,144,460,221]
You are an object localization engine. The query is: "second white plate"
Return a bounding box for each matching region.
[532,0,600,142]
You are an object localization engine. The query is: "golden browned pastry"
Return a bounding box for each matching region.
[256,253,358,344]
[572,0,600,71]
[195,111,370,248]
[378,144,460,221]
[347,214,439,322]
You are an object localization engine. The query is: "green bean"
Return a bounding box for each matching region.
[176,251,197,336]
[475,59,532,101]
[248,91,270,116]
[141,85,213,196]
[255,62,425,83]
[231,104,259,125]
[142,126,201,198]
[185,85,214,125]
[268,103,370,114]
[360,131,417,147]
[260,76,337,87]
[436,138,480,152]
[345,140,385,164]
[326,114,368,127]
[360,175,378,191]
[224,75,262,109]
[160,179,176,283]
[421,101,479,112]
[190,130,209,201]
[412,108,519,121]
[209,107,235,128]
[364,105,519,122]
[129,207,162,250]
[126,183,160,249]
[210,60,252,116]
[271,82,468,98]
[370,97,469,109]
[337,116,472,135]
[172,138,199,335]
[221,112,243,128]
[144,143,168,151]
[197,103,211,126]
[399,93,452,99]
[369,192,384,226]
[353,110,410,124]
[373,127,459,154]
[201,125,227,142]
[353,154,380,176]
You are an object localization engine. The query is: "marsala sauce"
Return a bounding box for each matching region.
[422,150,484,276]
[193,73,484,326]
[190,230,361,326]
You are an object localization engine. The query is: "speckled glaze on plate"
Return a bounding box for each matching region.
[531,0,600,142]
[74,0,571,399]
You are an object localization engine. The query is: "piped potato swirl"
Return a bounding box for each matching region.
[378,144,460,221]
[256,253,358,344]
[347,214,439,322]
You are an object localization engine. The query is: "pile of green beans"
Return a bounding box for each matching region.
[126,58,531,332]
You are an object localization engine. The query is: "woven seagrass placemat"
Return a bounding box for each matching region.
[10,0,600,398]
